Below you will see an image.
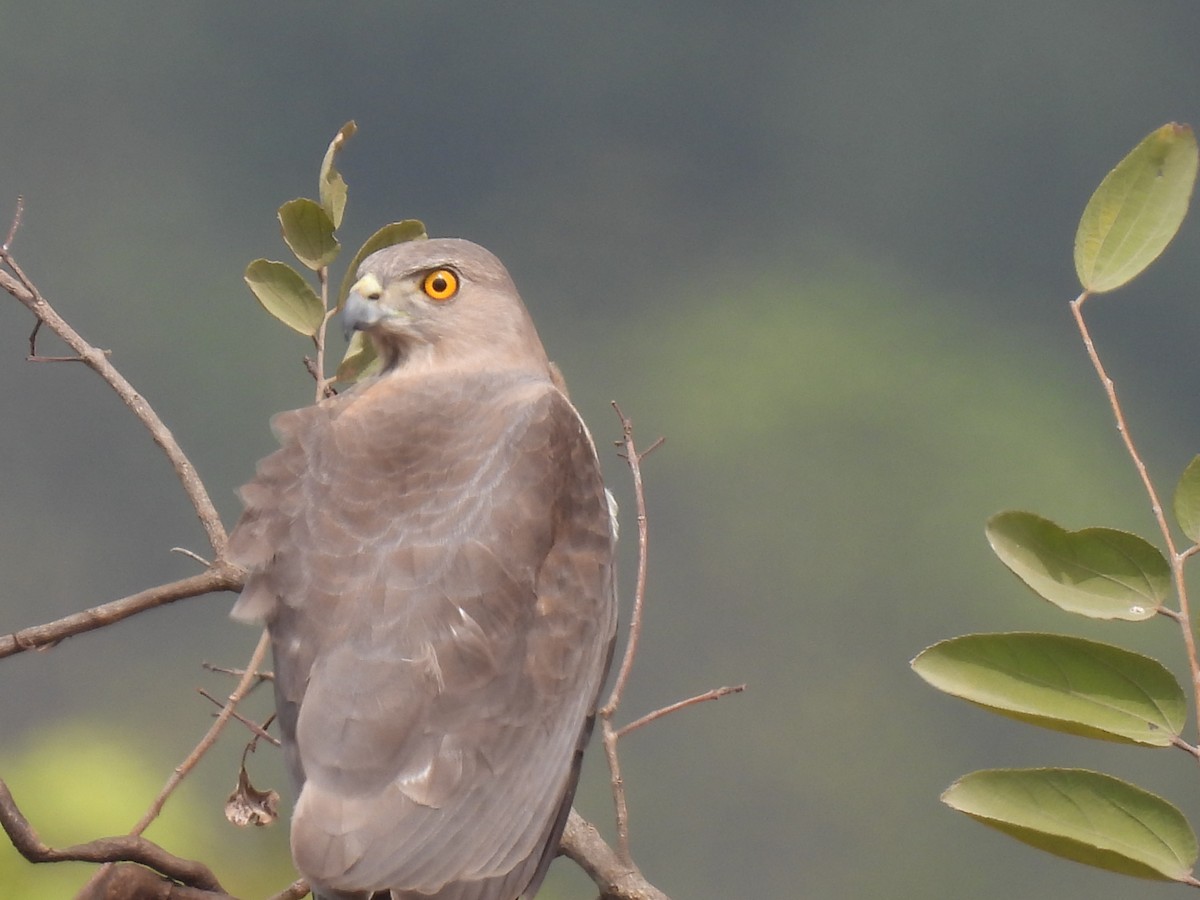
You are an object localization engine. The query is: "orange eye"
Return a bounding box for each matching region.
[422,268,459,301]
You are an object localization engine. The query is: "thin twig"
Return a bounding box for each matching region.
[598,403,663,863]
[311,270,338,401]
[1172,735,1200,758]
[77,629,274,896]
[0,254,228,556]
[2,196,23,252]
[265,879,312,900]
[602,403,659,716]
[617,684,747,739]
[1070,291,1200,737]
[197,688,280,746]
[171,546,213,567]
[131,629,272,836]
[0,565,243,659]
[202,660,274,682]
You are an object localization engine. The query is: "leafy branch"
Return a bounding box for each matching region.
[914,122,1200,886]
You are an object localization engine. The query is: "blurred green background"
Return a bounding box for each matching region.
[4,3,1200,898]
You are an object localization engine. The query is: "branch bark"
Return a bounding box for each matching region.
[0,564,243,659]
[80,865,235,900]
[0,780,227,895]
[559,809,670,900]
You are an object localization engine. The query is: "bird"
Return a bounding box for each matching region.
[226,237,618,900]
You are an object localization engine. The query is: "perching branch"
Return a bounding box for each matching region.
[0,565,243,659]
[559,809,671,900]
[0,779,227,895]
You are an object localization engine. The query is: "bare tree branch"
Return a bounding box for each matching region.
[198,688,280,746]
[0,779,226,895]
[597,405,660,863]
[132,631,273,837]
[0,565,243,659]
[79,864,234,900]
[264,880,311,900]
[559,809,669,900]
[2,196,24,252]
[601,403,660,719]
[594,407,745,877]
[617,684,747,740]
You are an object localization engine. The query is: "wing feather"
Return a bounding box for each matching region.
[228,368,616,899]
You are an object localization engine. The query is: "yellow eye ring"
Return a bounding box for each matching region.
[422,268,459,301]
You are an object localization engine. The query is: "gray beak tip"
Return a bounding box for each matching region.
[342,291,382,341]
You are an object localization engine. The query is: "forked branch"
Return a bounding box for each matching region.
[595,404,744,875]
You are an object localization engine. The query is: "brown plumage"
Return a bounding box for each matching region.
[228,239,617,900]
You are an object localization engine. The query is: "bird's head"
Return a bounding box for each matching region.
[342,238,550,375]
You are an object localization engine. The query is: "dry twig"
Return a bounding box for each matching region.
[0,566,243,659]
[594,404,744,876]
[198,688,280,747]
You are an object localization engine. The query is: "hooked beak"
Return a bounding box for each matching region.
[342,274,391,340]
[342,289,388,340]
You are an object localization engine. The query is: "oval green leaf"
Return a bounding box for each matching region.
[943,768,1198,882]
[278,198,339,270]
[912,633,1184,745]
[319,120,356,229]
[336,220,427,311]
[986,511,1168,620]
[334,330,381,384]
[1174,455,1200,544]
[244,259,325,336]
[1074,122,1198,293]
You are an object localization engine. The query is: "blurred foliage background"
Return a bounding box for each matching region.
[4,2,1200,898]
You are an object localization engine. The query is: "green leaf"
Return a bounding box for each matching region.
[334,330,381,384]
[319,120,356,229]
[1174,455,1200,544]
[986,511,1168,620]
[912,633,1184,745]
[943,768,1198,882]
[1074,122,1198,293]
[278,198,339,270]
[244,259,325,336]
[336,220,427,310]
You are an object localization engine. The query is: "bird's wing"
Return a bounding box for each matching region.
[228,371,616,898]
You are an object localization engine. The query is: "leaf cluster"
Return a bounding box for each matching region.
[914,123,1200,886]
[242,121,427,386]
